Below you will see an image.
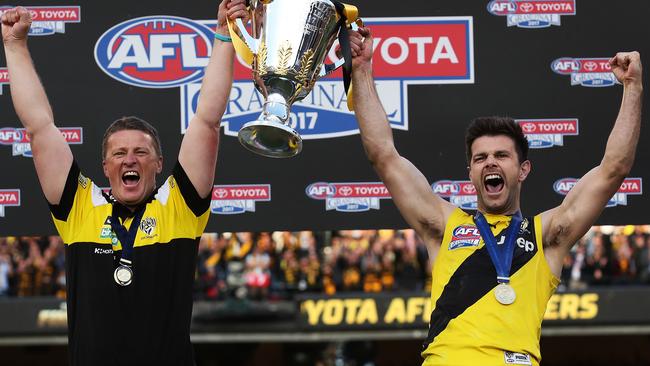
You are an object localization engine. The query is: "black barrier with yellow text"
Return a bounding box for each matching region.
[1,288,649,336]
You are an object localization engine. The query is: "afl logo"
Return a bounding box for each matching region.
[452,225,480,238]
[94,16,213,88]
[553,178,577,195]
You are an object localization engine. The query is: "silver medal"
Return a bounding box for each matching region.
[114,265,133,286]
[494,283,516,305]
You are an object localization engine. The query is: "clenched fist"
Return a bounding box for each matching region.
[1,7,32,45]
[609,51,643,88]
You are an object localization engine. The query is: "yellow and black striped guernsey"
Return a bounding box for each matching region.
[422,208,559,366]
[49,161,210,366]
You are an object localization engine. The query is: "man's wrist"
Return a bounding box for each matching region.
[352,63,373,78]
[623,81,643,94]
[214,31,232,43]
[3,38,29,52]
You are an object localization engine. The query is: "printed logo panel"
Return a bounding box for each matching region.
[0,6,80,36]
[0,189,21,218]
[551,58,618,87]
[449,225,481,250]
[306,182,391,212]
[554,177,643,207]
[516,118,578,148]
[432,180,477,210]
[0,127,83,157]
[211,184,271,215]
[181,16,474,139]
[487,0,576,28]
[94,16,213,88]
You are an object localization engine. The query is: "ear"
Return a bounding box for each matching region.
[156,156,163,174]
[102,160,109,178]
[519,160,531,182]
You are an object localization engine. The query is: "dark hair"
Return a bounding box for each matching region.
[101,116,162,160]
[465,116,528,164]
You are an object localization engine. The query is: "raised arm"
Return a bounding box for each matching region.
[178,0,248,198]
[542,51,643,275]
[350,28,455,244]
[2,7,73,205]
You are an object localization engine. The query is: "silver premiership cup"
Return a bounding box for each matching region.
[231,0,358,158]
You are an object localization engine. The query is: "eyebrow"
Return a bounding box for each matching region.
[472,150,512,158]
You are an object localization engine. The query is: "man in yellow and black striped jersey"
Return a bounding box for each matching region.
[349,27,643,366]
[2,1,248,365]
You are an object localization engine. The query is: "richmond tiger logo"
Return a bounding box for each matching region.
[139,217,157,236]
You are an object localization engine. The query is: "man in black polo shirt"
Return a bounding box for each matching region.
[2,1,248,365]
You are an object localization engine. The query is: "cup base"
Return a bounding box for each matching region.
[238,120,303,158]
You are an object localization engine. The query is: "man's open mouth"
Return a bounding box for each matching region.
[484,173,504,194]
[122,171,140,186]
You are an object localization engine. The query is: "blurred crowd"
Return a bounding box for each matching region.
[559,225,650,290]
[0,236,66,298]
[1,225,649,299]
[194,230,430,301]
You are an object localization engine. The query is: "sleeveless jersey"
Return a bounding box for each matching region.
[421,208,559,366]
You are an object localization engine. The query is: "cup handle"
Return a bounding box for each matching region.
[317,20,359,77]
[226,16,259,66]
[234,18,260,53]
[318,58,346,77]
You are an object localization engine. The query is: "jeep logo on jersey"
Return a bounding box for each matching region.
[181,16,474,138]
[432,180,477,210]
[487,0,575,28]
[0,67,8,95]
[516,118,578,148]
[0,127,83,157]
[95,16,213,88]
[0,189,20,218]
[0,6,80,36]
[554,177,643,207]
[211,185,271,215]
[551,58,618,87]
[306,182,391,212]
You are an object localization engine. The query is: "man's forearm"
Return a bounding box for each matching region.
[193,39,235,127]
[5,41,54,134]
[352,66,396,163]
[601,83,643,176]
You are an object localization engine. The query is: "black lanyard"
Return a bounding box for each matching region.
[110,204,145,263]
[332,1,353,96]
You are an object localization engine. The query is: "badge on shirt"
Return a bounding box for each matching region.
[448,225,481,250]
[504,351,532,365]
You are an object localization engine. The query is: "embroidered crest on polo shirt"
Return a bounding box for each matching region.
[139,217,157,237]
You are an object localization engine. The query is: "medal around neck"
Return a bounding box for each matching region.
[473,211,522,306]
[494,283,516,305]
[110,205,145,287]
[114,263,133,286]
